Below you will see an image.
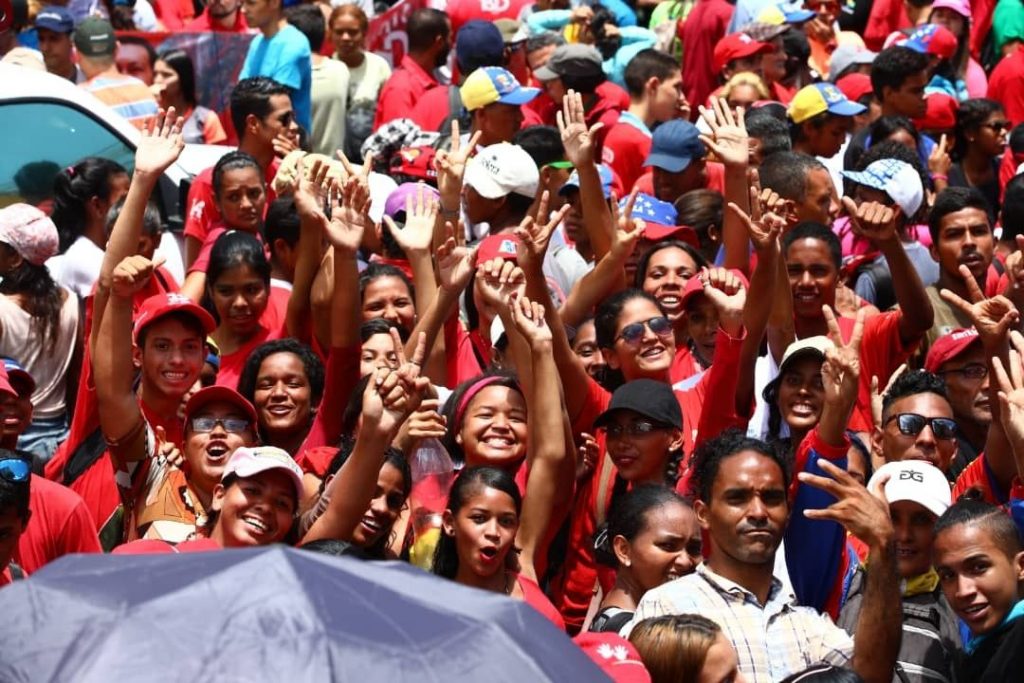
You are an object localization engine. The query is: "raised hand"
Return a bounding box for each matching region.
[940,264,1021,346]
[135,108,185,177]
[292,156,332,221]
[698,97,748,168]
[870,364,907,430]
[514,191,570,272]
[928,134,952,179]
[557,89,603,167]
[841,197,900,245]
[991,349,1024,456]
[437,221,478,292]
[324,175,373,254]
[382,184,439,255]
[800,459,894,549]
[576,432,599,483]
[477,257,526,311]
[609,189,645,262]
[700,267,746,334]
[111,254,166,298]
[435,120,482,209]
[508,294,552,349]
[728,176,786,255]
[337,150,374,183]
[822,306,864,407]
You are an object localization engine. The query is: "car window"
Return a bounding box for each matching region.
[0,100,135,208]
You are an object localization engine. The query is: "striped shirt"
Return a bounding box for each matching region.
[628,563,854,682]
[81,74,158,130]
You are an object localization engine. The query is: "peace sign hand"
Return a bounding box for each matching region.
[940,264,1021,347]
[514,191,570,272]
[435,120,482,208]
[697,97,749,169]
[727,171,785,256]
[992,347,1024,455]
[822,306,864,407]
[609,189,645,262]
[557,89,603,167]
[437,221,478,293]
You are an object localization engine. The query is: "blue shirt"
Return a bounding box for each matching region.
[240,24,313,132]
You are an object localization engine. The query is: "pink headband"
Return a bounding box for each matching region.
[454,375,519,428]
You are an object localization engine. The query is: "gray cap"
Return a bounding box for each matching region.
[533,43,604,82]
[829,44,877,81]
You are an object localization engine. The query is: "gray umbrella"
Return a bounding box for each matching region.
[0,546,609,682]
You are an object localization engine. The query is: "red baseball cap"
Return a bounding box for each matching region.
[133,293,216,344]
[183,385,259,426]
[0,364,17,400]
[392,146,439,182]
[924,327,981,372]
[643,221,700,247]
[913,92,959,132]
[713,33,773,73]
[476,233,520,263]
[573,632,651,683]
[835,73,873,103]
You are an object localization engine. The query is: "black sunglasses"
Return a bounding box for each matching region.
[884,413,957,440]
[616,316,673,345]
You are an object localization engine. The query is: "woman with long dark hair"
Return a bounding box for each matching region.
[0,204,78,462]
[152,49,227,145]
[949,98,1008,218]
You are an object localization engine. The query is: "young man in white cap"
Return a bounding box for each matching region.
[837,459,959,683]
[462,142,540,236]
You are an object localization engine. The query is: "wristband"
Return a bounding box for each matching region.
[931,173,948,182]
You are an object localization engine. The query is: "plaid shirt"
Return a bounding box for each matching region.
[628,563,853,682]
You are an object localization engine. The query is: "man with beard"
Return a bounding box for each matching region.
[628,429,901,682]
[372,8,450,129]
[185,0,249,32]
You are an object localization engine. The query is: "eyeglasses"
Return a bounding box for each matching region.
[615,316,674,345]
[0,458,30,483]
[982,121,1011,132]
[190,417,252,434]
[884,413,958,440]
[601,420,668,438]
[937,363,988,381]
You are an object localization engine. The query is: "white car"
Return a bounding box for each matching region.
[0,63,232,282]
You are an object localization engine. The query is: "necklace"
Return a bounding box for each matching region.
[503,571,514,596]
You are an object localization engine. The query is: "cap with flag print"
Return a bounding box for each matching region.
[756,2,816,24]
[788,83,867,124]
[620,193,698,246]
[460,67,540,112]
[896,24,958,61]
[841,158,924,217]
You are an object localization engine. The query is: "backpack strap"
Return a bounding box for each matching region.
[62,428,110,487]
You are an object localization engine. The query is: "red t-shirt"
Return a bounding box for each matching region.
[601,113,652,193]
[444,316,490,390]
[633,160,727,197]
[296,345,361,453]
[679,0,733,118]
[152,0,194,30]
[669,344,703,386]
[988,49,1024,127]
[184,8,249,32]
[517,573,566,630]
[14,475,101,574]
[112,537,222,554]
[446,0,532,33]
[836,311,915,433]
[183,158,281,248]
[373,55,441,130]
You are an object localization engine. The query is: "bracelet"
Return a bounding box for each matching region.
[440,207,460,216]
[931,173,948,182]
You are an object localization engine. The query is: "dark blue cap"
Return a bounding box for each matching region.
[35,6,74,33]
[456,20,505,74]
[644,120,706,173]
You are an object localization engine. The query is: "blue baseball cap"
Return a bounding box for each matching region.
[456,20,505,74]
[644,120,706,173]
[461,67,540,111]
[559,164,615,198]
[35,5,74,33]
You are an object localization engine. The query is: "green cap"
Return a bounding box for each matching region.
[73,17,116,58]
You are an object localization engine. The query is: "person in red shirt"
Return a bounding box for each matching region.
[601,49,687,193]
[183,78,298,268]
[446,0,532,34]
[639,120,711,205]
[988,48,1024,128]
[678,0,734,117]
[185,0,249,33]
[534,44,623,156]
[372,8,451,129]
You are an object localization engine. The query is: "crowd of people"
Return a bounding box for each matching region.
[4,0,1024,679]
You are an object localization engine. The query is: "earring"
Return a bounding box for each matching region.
[623,560,631,567]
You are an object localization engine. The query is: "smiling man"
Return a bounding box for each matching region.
[872,369,960,477]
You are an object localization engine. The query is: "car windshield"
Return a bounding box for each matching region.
[0,100,135,208]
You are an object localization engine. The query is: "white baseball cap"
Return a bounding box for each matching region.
[841,158,924,218]
[869,460,951,518]
[778,336,834,375]
[464,143,539,200]
[222,446,305,503]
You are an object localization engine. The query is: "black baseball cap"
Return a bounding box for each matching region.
[593,379,683,430]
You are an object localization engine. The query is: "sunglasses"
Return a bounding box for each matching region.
[884,413,957,440]
[616,316,674,345]
[190,417,251,434]
[601,420,669,438]
[937,363,987,381]
[0,458,30,483]
[982,121,1011,132]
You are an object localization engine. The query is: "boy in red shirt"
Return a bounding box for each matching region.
[602,49,687,192]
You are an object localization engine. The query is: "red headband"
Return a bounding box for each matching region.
[453,375,519,428]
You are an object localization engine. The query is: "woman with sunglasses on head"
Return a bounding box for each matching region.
[949,99,1008,220]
